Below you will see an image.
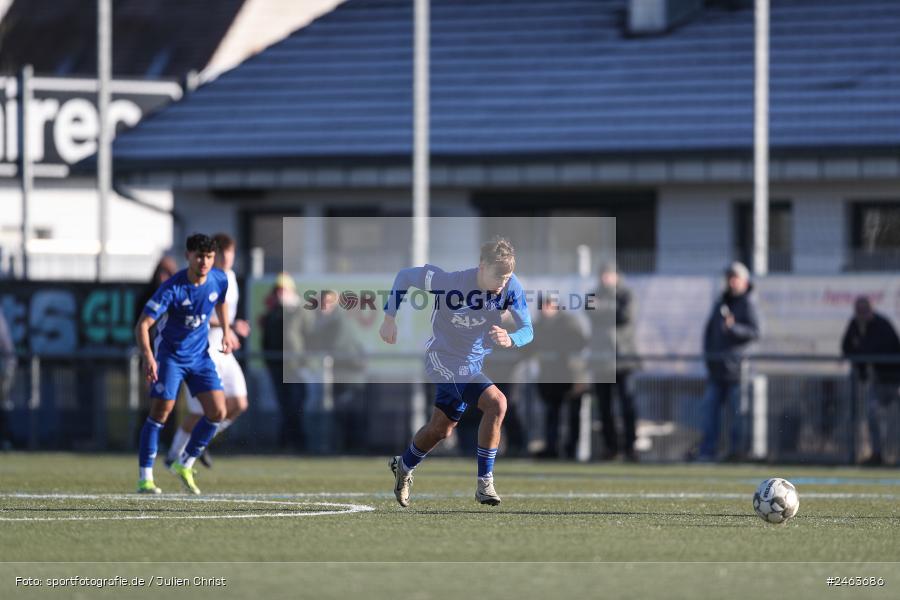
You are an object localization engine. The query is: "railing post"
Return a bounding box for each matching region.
[28,355,40,450]
[848,366,859,465]
[576,391,591,462]
[411,381,426,437]
[751,372,768,460]
[322,354,334,412]
[128,351,140,451]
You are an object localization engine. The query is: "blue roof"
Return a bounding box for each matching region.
[113,0,900,171]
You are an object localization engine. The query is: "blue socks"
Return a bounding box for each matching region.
[401,442,427,472]
[401,443,497,477]
[138,417,164,480]
[477,446,498,478]
[180,416,220,468]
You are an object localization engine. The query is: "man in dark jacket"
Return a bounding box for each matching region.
[589,263,640,461]
[532,294,588,459]
[697,262,760,461]
[841,296,900,465]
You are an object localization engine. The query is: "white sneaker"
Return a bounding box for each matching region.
[476,475,501,506]
[389,456,413,507]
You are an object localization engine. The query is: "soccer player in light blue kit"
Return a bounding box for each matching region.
[134,234,237,494]
[380,237,533,506]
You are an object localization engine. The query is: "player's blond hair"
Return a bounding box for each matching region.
[480,237,515,274]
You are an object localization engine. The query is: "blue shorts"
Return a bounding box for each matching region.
[150,352,223,400]
[434,372,495,422]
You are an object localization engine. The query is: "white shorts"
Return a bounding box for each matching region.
[186,351,248,414]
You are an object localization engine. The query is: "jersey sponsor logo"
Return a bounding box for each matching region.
[450,313,487,329]
[183,314,207,329]
[208,292,219,302]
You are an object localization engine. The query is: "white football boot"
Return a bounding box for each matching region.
[389,456,414,507]
[476,475,502,506]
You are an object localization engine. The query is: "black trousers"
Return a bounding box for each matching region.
[594,370,637,456]
[537,382,580,458]
[266,362,306,452]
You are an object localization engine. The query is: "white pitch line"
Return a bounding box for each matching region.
[2,491,897,503]
[0,494,374,522]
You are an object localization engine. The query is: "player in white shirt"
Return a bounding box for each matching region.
[166,234,251,468]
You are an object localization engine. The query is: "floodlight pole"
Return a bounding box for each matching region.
[753,0,769,277]
[17,65,33,279]
[751,0,770,461]
[97,0,112,281]
[410,0,430,436]
[412,0,429,267]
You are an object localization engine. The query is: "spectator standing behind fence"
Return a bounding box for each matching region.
[841,296,900,466]
[307,290,367,452]
[695,262,760,462]
[589,262,640,461]
[261,273,310,452]
[531,294,588,459]
[0,306,14,450]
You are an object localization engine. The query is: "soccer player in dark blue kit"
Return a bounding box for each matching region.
[134,234,237,494]
[380,238,533,507]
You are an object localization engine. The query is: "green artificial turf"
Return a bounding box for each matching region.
[1,453,898,599]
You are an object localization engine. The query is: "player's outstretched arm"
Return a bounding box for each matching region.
[505,279,534,348]
[134,315,158,382]
[379,315,397,344]
[216,301,239,354]
[381,265,448,345]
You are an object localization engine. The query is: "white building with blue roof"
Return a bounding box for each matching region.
[111,0,900,276]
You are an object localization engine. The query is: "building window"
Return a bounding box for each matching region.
[849,202,900,271]
[324,207,411,273]
[734,201,792,273]
[473,191,656,274]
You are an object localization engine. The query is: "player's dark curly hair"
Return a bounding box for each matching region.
[480,236,515,273]
[185,233,218,254]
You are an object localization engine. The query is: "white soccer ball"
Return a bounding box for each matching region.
[753,477,799,524]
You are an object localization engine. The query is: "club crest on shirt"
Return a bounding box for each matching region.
[208,292,219,302]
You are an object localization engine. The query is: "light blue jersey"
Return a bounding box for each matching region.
[385,264,533,384]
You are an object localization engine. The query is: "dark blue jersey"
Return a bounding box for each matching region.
[385,264,533,380]
[142,268,229,362]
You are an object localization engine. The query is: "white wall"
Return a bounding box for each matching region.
[174,187,478,274]
[656,184,741,274]
[171,178,900,278]
[0,178,173,280]
[656,181,900,275]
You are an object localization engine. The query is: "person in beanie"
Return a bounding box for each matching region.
[696,262,760,462]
